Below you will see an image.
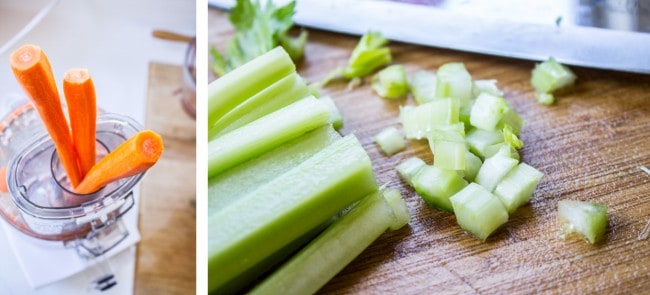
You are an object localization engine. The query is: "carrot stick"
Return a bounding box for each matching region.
[75,130,164,194]
[63,68,97,178]
[10,44,82,187]
[0,166,8,193]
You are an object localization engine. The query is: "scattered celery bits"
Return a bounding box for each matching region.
[558,200,607,244]
[372,65,409,99]
[373,126,406,156]
[450,183,509,241]
[411,165,467,212]
[531,57,576,93]
[396,157,427,186]
[535,92,555,105]
[409,70,437,104]
[494,163,543,213]
[343,31,392,79]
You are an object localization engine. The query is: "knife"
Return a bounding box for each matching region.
[209,0,650,74]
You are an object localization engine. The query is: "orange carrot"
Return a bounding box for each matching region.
[63,69,97,178]
[75,130,164,194]
[10,44,82,187]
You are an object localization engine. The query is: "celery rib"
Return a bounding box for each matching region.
[208,97,330,178]
[250,189,409,295]
[208,135,378,293]
[208,47,295,127]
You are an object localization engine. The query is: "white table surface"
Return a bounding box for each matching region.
[0,0,195,293]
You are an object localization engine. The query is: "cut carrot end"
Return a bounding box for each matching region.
[9,44,42,71]
[137,130,164,161]
[63,68,91,84]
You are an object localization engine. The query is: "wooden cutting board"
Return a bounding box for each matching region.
[135,62,196,294]
[209,9,650,294]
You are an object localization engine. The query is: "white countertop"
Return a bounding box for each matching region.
[0,0,194,293]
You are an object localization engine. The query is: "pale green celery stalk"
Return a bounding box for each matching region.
[531,57,576,93]
[208,135,378,293]
[502,125,523,149]
[470,93,510,131]
[397,157,426,186]
[498,108,524,135]
[208,126,340,213]
[436,62,473,106]
[399,98,460,140]
[373,126,406,156]
[475,148,519,192]
[410,70,438,105]
[279,29,308,61]
[483,143,520,161]
[472,79,503,98]
[494,163,543,213]
[209,72,311,139]
[558,200,607,244]
[371,64,409,99]
[208,47,295,127]
[208,97,329,178]
[319,96,344,130]
[342,31,392,79]
[250,189,409,295]
[463,151,482,182]
[466,128,504,159]
[412,165,467,211]
[450,183,509,241]
[429,129,467,171]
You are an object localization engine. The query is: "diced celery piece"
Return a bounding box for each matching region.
[209,126,341,212]
[396,156,426,186]
[502,125,523,149]
[373,126,406,156]
[250,189,408,295]
[463,151,483,182]
[412,165,467,211]
[531,57,576,93]
[483,143,520,161]
[450,183,509,241]
[319,96,344,130]
[208,97,330,178]
[208,47,295,127]
[536,92,555,105]
[475,150,519,192]
[429,129,467,170]
[399,98,460,140]
[278,29,309,61]
[494,163,544,213]
[208,135,378,293]
[472,79,503,98]
[436,62,473,106]
[210,72,311,138]
[470,93,510,131]
[343,31,392,79]
[498,108,524,135]
[372,64,409,99]
[409,70,438,104]
[466,128,504,159]
[558,200,607,244]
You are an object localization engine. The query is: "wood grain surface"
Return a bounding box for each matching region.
[135,63,196,294]
[209,8,650,294]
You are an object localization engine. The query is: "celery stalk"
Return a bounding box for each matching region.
[466,128,504,159]
[472,79,503,98]
[412,165,467,211]
[463,151,482,182]
[209,72,311,139]
[319,96,344,130]
[399,98,460,140]
[373,126,406,156]
[208,135,378,293]
[208,47,295,127]
[429,129,467,171]
[450,183,509,241]
[470,93,510,131]
[250,189,409,295]
[435,62,473,105]
[494,163,543,213]
[209,126,341,213]
[475,148,519,192]
[410,70,437,104]
[531,57,576,93]
[397,156,426,186]
[208,97,330,178]
[371,64,409,99]
[558,200,607,244]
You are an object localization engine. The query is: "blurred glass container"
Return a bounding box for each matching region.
[181,38,196,119]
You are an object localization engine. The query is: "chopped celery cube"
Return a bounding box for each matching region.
[536,92,555,105]
[502,125,523,149]
[210,72,311,138]
[373,126,406,156]
[494,163,544,213]
[399,98,460,140]
[319,96,344,130]
[208,97,330,178]
[250,189,408,295]
[429,129,467,171]
[209,126,341,212]
[208,47,295,127]
[558,200,607,244]
[410,70,438,104]
[470,93,510,131]
[343,31,392,79]
[412,165,467,211]
[475,150,519,192]
[463,151,483,182]
[450,183,509,241]
[483,143,520,161]
[372,64,409,99]
[208,135,378,293]
[498,108,524,135]
[397,156,426,186]
[531,57,576,93]
[466,128,504,159]
[436,62,473,105]
[472,79,503,98]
